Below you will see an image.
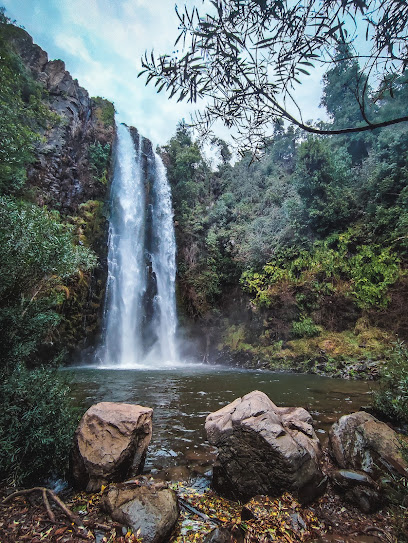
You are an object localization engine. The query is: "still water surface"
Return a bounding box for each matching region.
[64,366,372,479]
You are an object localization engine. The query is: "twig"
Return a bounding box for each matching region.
[178,496,221,525]
[3,487,81,526]
[42,487,55,523]
[47,489,79,525]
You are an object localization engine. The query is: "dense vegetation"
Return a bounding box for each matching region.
[162,51,408,383]
[0,10,113,485]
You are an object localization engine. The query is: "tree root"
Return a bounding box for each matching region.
[3,487,83,529]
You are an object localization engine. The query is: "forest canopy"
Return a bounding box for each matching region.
[141,0,408,153]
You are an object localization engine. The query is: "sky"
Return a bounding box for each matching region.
[3,0,327,148]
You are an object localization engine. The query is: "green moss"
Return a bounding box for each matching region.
[69,199,106,249]
[92,96,115,128]
[218,317,393,377]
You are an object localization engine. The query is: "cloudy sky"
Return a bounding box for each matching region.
[3,0,326,147]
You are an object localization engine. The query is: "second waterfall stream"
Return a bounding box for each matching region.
[98,122,178,368]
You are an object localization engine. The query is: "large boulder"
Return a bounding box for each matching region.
[329,411,408,480]
[72,402,153,491]
[102,481,179,543]
[205,390,326,503]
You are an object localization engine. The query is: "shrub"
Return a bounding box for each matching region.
[373,341,408,425]
[291,317,322,338]
[92,96,115,128]
[89,142,111,183]
[0,365,79,486]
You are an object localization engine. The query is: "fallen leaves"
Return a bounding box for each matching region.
[170,485,324,542]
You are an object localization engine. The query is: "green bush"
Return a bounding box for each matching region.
[89,141,111,183]
[0,365,79,486]
[373,341,408,424]
[291,317,322,338]
[92,96,115,128]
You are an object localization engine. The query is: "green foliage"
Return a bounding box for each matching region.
[291,317,322,339]
[0,196,97,369]
[242,230,401,312]
[295,138,355,237]
[0,20,58,193]
[373,342,408,424]
[162,123,233,316]
[0,364,79,485]
[89,141,111,183]
[0,196,96,298]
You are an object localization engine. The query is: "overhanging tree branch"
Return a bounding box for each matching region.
[139,0,408,151]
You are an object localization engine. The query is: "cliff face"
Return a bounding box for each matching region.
[8,27,113,213]
[5,25,115,356]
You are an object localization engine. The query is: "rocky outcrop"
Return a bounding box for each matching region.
[329,411,408,479]
[102,481,178,543]
[72,402,153,492]
[3,23,115,351]
[205,390,326,503]
[8,25,113,213]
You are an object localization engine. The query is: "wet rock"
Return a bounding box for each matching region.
[203,525,244,543]
[330,469,380,513]
[205,390,326,503]
[329,411,408,479]
[102,481,178,543]
[72,402,153,492]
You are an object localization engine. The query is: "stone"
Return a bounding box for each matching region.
[329,411,408,480]
[205,390,326,503]
[72,402,153,492]
[330,469,380,513]
[102,481,179,543]
[203,526,244,543]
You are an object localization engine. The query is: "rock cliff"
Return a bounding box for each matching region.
[4,23,115,354]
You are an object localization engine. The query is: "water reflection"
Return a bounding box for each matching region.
[63,367,373,478]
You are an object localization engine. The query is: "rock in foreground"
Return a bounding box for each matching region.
[102,481,178,543]
[329,411,408,480]
[205,390,326,503]
[72,402,153,491]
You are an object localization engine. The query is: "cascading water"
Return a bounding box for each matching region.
[151,153,178,363]
[97,122,178,368]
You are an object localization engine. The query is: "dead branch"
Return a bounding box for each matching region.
[3,487,80,526]
[42,488,55,523]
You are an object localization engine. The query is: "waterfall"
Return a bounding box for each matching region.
[97,123,178,368]
[151,153,178,363]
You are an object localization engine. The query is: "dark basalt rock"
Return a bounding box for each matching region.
[330,469,381,513]
[205,390,326,504]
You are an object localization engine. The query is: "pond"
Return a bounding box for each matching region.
[63,365,373,482]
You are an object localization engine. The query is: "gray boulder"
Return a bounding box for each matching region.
[102,481,179,543]
[72,402,153,491]
[329,411,408,480]
[330,469,380,513]
[205,390,326,503]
